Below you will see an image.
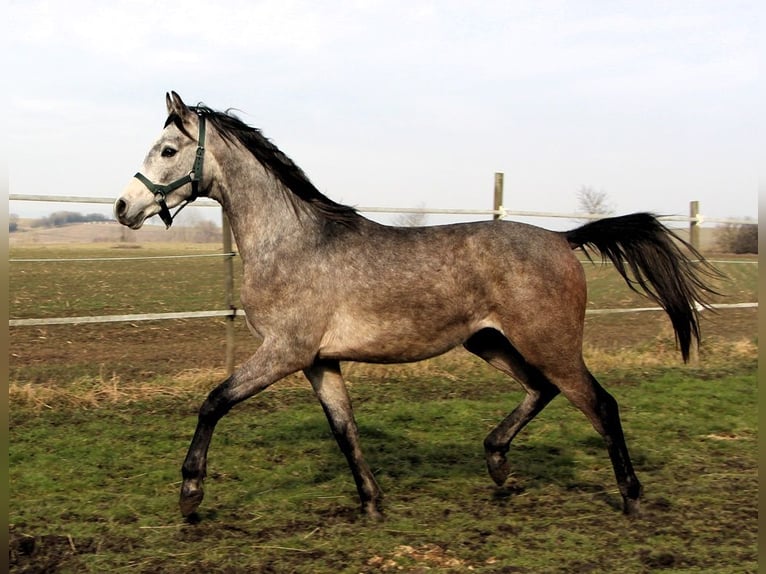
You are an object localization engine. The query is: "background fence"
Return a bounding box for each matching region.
[9,177,757,374]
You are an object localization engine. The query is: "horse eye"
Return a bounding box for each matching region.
[161,147,177,158]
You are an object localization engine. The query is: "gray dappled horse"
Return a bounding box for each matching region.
[115,92,719,520]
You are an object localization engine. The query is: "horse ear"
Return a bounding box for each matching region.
[166,91,191,117]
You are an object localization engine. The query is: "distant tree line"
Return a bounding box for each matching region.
[8,211,112,232]
[32,211,111,228]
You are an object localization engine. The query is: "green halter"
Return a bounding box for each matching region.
[134,112,207,228]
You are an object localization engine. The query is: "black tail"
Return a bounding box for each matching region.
[565,212,723,362]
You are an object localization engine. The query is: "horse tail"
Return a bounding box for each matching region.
[564,212,723,362]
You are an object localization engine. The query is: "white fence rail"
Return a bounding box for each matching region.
[9,310,237,327]
[10,193,756,226]
[8,302,757,328]
[9,191,758,373]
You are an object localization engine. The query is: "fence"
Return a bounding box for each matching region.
[9,177,758,374]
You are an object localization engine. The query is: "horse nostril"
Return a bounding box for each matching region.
[115,198,127,218]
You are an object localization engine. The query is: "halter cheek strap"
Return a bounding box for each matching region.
[134,113,207,229]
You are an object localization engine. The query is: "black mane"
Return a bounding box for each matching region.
[171,106,360,229]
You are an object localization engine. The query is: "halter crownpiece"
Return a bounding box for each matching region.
[134,112,207,228]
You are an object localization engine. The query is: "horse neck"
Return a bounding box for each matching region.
[211,147,320,263]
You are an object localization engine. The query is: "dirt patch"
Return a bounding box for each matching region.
[367,543,479,571]
[10,308,756,387]
[9,319,260,386]
[9,531,98,573]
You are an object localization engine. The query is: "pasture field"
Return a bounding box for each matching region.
[8,244,757,386]
[8,243,758,573]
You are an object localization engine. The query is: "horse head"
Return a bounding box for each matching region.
[114,92,208,229]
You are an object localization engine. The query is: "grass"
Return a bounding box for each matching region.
[9,364,757,573]
[9,245,757,320]
[8,244,758,387]
[8,243,758,572]
[9,244,233,318]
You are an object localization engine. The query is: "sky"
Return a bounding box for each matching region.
[6,0,762,230]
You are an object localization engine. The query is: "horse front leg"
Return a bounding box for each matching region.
[180,345,303,518]
[304,359,383,520]
[179,379,235,517]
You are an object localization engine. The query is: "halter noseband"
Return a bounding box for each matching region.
[134,112,207,229]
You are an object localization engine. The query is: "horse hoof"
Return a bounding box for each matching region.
[486,452,511,486]
[623,498,641,517]
[180,483,205,517]
[362,503,385,522]
[365,509,385,523]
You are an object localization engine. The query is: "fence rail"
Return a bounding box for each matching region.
[8,302,757,328]
[10,193,756,226]
[357,205,754,226]
[8,309,237,327]
[9,187,757,373]
[9,252,236,263]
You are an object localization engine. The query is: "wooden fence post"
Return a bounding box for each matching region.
[493,172,504,220]
[688,201,701,365]
[222,211,236,375]
[689,200,700,251]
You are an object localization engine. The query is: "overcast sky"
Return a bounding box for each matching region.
[7,1,761,229]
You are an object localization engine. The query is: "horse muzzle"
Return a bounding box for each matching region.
[114,179,159,229]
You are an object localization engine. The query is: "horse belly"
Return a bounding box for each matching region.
[318,308,476,364]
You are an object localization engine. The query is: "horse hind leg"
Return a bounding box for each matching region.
[464,329,560,487]
[303,359,383,520]
[547,365,643,515]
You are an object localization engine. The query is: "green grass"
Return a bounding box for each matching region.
[579,255,756,309]
[9,367,757,573]
[8,245,757,387]
[10,245,756,320]
[9,244,234,318]
[8,244,758,571]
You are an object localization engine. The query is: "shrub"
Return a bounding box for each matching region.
[716,222,757,254]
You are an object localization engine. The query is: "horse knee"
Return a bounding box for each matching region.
[198,378,236,423]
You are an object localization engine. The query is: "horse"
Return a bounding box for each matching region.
[115,92,720,520]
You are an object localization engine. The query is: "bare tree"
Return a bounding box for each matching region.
[576,186,614,220]
[393,203,429,227]
[193,220,222,243]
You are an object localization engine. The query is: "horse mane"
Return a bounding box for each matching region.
[170,105,360,230]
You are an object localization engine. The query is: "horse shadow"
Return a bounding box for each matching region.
[271,414,585,508]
